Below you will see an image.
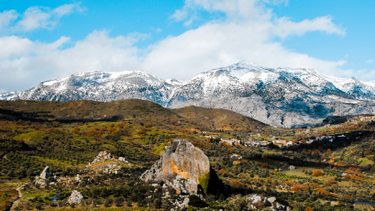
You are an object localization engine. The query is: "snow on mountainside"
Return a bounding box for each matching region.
[1,61,375,128]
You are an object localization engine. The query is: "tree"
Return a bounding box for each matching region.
[312,170,323,177]
[188,195,208,208]
[305,206,314,211]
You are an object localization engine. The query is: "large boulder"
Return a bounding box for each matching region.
[67,190,84,204]
[34,166,50,188]
[40,166,50,179]
[141,139,210,194]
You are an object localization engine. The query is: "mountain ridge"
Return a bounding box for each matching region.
[2,61,375,128]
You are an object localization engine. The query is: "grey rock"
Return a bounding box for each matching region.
[141,139,210,194]
[86,151,131,174]
[34,166,50,188]
[67,190,84,204]
[40,166,50,179]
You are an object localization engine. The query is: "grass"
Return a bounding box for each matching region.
[34,156,75,167]
[22,189,56,201]
[153,143,167,156]
[354,203,375,211]
[55,207,147,210]
[13,131,45,143]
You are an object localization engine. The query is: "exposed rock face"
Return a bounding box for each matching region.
[40,166,50,179]
[67,190,84,204]
[34,166,50,188]
[86,151,131,174]
[141,139,210,194]
[92,151,113,163]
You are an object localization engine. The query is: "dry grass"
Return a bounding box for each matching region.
[355,203,375,211]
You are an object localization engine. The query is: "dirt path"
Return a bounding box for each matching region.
[9,185,23,211]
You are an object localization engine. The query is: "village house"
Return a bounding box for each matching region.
[288,165,296,170]
[220,138,241,146]
[230,154,242,159]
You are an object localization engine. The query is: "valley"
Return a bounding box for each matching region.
[0,99,375,210]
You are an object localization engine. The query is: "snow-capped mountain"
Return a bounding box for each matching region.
[2,61,375,128]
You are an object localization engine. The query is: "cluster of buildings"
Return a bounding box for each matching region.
[220,137,295,148]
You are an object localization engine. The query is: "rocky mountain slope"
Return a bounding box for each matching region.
[2,61,375,128]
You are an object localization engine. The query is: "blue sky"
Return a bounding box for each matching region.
[0,0,374,92]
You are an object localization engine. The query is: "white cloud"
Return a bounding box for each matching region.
[141,21,345,80]
[339,68,375,82]
[0,3,84,33]
[143,0,346,78]
[367,59,373,64]
[151,27,162,33]
[0,0,358,92]
[0,10,18,29]
[274,16,345,38]
[0,31,147,91]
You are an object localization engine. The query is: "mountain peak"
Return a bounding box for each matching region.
[1,62,375,128]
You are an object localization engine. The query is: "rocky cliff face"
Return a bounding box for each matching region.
[141,139,210,194]
[2,61,375,128]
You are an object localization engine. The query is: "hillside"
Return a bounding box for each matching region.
[173,106,266,131]
[0,99,268,132]
[0,99,180,122]
[0,99,375,210]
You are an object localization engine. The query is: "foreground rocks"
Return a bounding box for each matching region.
[67,190,84,204]
[227,194,292,211]
[141,139,210,194]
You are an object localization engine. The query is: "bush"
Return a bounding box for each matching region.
[188,195,208,208]
[114,197,124,207]
[104,198,113,207]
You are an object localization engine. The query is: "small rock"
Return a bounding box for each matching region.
[67,190,84,204]
[267,196,276,203]
[75,174,81,182]
[118,157,128,163]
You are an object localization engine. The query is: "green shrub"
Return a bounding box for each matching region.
[188,195,208,208]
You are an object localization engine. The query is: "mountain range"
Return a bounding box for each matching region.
[1,61,375,128]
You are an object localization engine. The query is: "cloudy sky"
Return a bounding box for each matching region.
[0,0,374,92]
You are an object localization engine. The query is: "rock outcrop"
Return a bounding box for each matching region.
[86,151,131,174]
[91,151,114,163]
[141,139,210,194]
[34,166,50,188]
[40,166,50,179]
[75,174,81,182]
[67,190,84,204]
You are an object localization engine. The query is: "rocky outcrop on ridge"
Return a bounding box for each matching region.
[141,139,210,194]
[34,166,50,188]
[86,151,131,174]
